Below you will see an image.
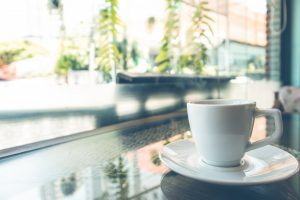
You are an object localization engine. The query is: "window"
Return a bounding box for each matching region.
[0,0,282,150]
[0,0,280,83]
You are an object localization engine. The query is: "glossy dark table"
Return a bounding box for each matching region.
[0,110,299,199]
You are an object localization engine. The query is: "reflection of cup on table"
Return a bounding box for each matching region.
[187,99,283,167]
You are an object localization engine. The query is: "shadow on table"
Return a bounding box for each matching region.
[161,171,299,200]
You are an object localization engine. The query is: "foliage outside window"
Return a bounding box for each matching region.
[155,0,212,75]
[96,0,213,79]
[0,0,272,83]
[0,40,45,67]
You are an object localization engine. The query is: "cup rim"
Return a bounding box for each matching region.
[187,99,256,107]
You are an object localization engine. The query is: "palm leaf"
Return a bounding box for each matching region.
[96,0,122,82]
[158,61,169,72]
[155,51,169,63]
[203,14,214,22]
[154,0,181,74]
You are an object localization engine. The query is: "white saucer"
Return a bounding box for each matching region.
[160,139,299,185]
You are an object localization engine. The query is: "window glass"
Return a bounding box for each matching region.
[0,0,278,83]
[0,0,282,147]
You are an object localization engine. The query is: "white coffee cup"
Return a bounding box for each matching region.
[187,99,282,167]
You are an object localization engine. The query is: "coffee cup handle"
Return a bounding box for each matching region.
[246,108,283,151]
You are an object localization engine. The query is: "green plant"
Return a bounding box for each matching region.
[185,1,212,74]
[104,156,129,199]
[155,0,212,74]
[0,40,46,67]
[97,0,121,82]
[55,54,85,75]
[0,49,23,67]
[155,0,181,73]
